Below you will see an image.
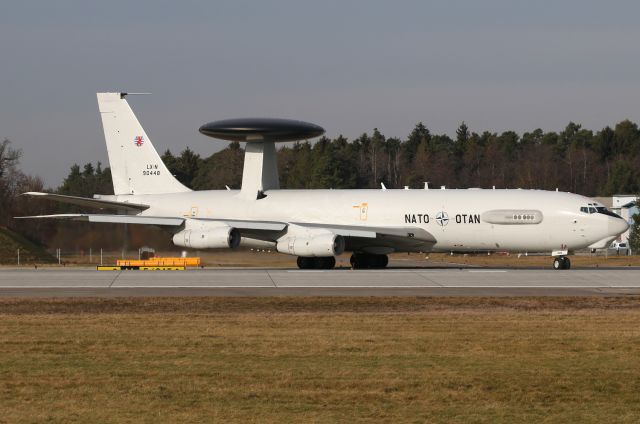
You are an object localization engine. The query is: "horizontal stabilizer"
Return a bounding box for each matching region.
[22,192,150,212]
[15,213,183,226]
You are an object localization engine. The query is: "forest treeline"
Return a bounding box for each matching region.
[2,119,640,250]
[0,139,45,233]
[162,120,640,195]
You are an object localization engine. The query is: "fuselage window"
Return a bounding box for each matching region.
[512,213,536,221]
[580,207,588,213]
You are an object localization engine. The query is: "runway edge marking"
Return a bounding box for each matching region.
[2,285,640,289]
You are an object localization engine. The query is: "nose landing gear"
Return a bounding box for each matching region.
[553,256,571,270]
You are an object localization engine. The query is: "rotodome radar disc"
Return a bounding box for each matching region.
[199,118,325,142]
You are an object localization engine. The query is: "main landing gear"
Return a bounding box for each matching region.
[297,256,336,270]
[350,253,389,269]
[296,254,391,270]
[553,256,571,270]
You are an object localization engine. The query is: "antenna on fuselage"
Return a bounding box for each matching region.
[119,92,152,98]
[198,118,324,200]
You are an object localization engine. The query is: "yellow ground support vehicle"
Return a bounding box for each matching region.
[97,257,201,270]
[117,257,201,267]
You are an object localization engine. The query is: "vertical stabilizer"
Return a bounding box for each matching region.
[97,92,190,195]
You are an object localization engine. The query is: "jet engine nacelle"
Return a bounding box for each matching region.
[173,226,240,249]
[276,233,345,257]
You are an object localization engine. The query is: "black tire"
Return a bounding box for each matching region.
[313,257,328,269]
[553,257,562,270]
[350,253,388,269]
[374,254,389,268]
[298,257,336,270]
[322,256,336,269]
[350,254,365,269]
[553,256,571,270]
[297,256,313,269]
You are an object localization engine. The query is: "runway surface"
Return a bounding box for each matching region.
[1,267,640,297]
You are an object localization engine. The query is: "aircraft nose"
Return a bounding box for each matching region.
[608,216,629,237]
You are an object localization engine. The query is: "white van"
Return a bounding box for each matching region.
[609,241,630,255]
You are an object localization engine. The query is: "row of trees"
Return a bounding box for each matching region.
[159,120,640,196]
[51,120,640,252]
[0,139,45,235]
[2,119,640,251]
[0,143,169,252]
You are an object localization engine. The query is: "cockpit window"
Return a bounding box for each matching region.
[580,206,598,214]
[596,206,623,219]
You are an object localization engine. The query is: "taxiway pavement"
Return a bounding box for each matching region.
[0,267,639,297]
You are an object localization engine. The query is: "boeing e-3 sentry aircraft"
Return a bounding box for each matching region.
[19,93,629,270]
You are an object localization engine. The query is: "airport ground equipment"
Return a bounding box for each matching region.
[117,257,201,268]
[97,265,185,271]
[96,256,200,270]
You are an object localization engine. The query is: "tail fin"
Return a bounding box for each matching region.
[96,92,191,195]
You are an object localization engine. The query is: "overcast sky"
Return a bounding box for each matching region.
[2,0,640,187]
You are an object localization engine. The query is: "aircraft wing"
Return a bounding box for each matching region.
[15,214,184,226]
[293,222,437,252]
[14,215,288,233]
[294,223,436,241]
[16,213,434,251]
[21,192,150,212]
[202,219,287,231]
[189,218,287,241]
[194,219,436,249]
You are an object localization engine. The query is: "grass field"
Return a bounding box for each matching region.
[0,227,55,265]
[422,252,640,268]
[1,297,640,423]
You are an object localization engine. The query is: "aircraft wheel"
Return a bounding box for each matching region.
[373,254,389,268]
[553,256,570,270]
[314,257,332,269]
[297,256,313,269]
[298,256,336,269]
[350,254,365,269]
[321,256,336,269]
[350,254,388,269]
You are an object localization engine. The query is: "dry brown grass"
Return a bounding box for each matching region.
[1,297,640,423]
[420,252,640,268]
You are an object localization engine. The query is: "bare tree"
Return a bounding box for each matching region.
[0,139,21,179]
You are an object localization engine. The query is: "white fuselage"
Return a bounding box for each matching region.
[105,188,626,253]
